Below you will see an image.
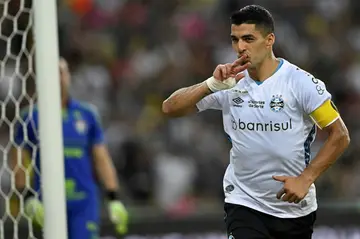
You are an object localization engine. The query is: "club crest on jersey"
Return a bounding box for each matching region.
[75,120,87,134]
[270,95,285,112]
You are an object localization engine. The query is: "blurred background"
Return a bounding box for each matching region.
[0,0,360,238]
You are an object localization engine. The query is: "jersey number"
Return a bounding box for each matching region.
[311,77,324,95]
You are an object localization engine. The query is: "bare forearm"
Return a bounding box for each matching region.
[93,145,119,191]
[162,82,211,117]
[301,123,350,184]
[96,158,119,191]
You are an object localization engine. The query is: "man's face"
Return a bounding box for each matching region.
[230,24,274,68]
[59,58,70,98]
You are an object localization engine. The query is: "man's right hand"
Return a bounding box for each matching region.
[24,197,44,227]
[206,55,250,92]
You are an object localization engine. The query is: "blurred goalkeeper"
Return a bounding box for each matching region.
[10,58,128,239]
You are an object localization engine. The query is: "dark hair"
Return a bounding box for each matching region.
[230,5,274,36]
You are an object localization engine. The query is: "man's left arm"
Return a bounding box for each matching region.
[275,100,350,203]
[300,101,350,185]
[89,107,129,235]
[274,74,350,203]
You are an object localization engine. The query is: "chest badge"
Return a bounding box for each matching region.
[75,120,87,134]
[270,94,285,112]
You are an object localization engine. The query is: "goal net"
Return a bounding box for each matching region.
[0,0,38,238]
[0,0,66,238]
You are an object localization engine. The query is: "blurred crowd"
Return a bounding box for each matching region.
[0,0,360,217]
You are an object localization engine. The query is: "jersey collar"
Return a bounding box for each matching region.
[244,58,287,87]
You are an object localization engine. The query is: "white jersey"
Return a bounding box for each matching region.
[196,59,332,218]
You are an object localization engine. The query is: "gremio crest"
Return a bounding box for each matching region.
[75,120,87,134]
[270,94,285,112]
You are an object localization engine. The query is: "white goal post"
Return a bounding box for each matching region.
[0,0,68,238]
[33,0,68,238]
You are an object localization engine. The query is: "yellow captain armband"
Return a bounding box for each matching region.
[309,100,340,129]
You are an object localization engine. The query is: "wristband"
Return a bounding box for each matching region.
[106,191,120,201]
[205,76,237,92]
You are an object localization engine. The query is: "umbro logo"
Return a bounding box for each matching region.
[232,97,244,105]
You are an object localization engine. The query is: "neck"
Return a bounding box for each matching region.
[248,52,279,81]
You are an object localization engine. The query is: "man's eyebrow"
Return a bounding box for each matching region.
[240,34,255,38]
[230,34,255,38]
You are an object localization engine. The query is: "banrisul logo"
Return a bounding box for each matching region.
[231,117,293,132]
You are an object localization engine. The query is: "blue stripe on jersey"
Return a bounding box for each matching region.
[226,133,232,143]
[275,58,284,72]
[254,59,284,85]
[304,125,317,166]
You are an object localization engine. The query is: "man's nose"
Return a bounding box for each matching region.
[238,48,247,57]
[237,42,247,54]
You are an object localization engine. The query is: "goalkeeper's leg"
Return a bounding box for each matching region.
[67,199,99,239]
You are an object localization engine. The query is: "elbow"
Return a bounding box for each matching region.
[162,99,179,117]
[162,98,196,118]
[162,99,172,116]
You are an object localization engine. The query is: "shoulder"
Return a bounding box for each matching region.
[72,100,101,122]
[284,61,318,84]
[281,61,326,93]
[80,103,99,117]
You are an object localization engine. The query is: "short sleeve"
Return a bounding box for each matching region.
[293,70,332,115]
[88,107,105,145]
[196,90,227,112]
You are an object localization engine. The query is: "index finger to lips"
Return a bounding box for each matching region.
[232,62,250,73]
[232,55,247,67]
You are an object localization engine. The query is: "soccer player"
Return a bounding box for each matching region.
[162,5,350,239]
[11,58,129,239]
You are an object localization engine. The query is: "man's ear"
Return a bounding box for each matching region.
[266,33,275,48]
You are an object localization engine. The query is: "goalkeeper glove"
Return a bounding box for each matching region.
[24,197,44,227]
[107,191,129,235]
